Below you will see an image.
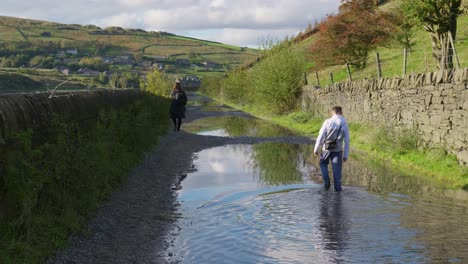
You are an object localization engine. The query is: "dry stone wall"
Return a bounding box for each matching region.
[301,68,468,165]
[0,89,140,141]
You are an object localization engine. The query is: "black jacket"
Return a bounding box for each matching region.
[169,90,187,118]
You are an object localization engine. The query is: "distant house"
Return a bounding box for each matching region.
[202,60,218,69]
[138,60,152,68]
[153,63,164,70]
[179,75,201,89]
[153,55,168,61]
[66,48,78,55]
[56,51,66,58]
[55,66,70,75]
[77,68,99,76]
[102,57,112,64]
[103,71,115,77]
[114,55,134,65]
[41,31,52,37]
[175,59,191,66]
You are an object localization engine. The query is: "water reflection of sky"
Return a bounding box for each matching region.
[183,116,296,138]
[168,144,468,263]
[196,129,230,137]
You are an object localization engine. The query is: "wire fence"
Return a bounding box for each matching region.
[307,41,468,87]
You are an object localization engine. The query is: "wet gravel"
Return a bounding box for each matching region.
[50,94,314,264]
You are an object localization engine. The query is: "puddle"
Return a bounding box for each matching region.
[183,116,296,137]
[199,106,240,113]
[167,143,468,263]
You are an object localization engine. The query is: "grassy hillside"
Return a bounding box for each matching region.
[302,1,468,86]
[0,16,259,89]
[0,72,42,91]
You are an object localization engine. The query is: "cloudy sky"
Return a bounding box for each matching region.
[0,0,341,47]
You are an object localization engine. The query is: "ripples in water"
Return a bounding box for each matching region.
[167,144,468,263]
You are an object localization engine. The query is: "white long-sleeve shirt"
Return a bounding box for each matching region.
[313,114,350,158]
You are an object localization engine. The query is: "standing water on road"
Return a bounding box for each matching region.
[166,143,468,263]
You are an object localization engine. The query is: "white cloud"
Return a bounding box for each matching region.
[0,0,341,46]
[198,28,300,48]
[98,13,142,29]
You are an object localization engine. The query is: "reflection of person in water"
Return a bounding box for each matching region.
[319,192,349,263]
[169,80,187,132]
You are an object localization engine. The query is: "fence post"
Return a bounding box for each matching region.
[346,63,352,81]
[315,72,320,86]
[303,72,308,85]
[403,48,408,77]
[448,31,461,69]
[424,51,429,72]
[330,72,334,84]
[376,52,382,79]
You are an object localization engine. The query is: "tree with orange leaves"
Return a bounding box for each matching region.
[309,0,394,69]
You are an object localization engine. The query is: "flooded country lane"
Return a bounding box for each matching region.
[167,93,468,263]
[52,92,468,264]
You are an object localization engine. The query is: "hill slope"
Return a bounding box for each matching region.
[0,16,258,77]
[297,0,468,86]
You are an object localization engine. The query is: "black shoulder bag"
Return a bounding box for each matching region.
[324,126,342,150]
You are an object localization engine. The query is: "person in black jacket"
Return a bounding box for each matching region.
[169,80,187,131]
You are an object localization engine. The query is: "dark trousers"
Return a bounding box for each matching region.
[319,151,343,191]
[171,117,182,131]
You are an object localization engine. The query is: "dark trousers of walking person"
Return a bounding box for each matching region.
[319,151,343,191]
[171,117,182,131]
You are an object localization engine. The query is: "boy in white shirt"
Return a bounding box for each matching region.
[314,106,350,192]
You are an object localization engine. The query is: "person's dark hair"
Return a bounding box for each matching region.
[332,106,343,114]
[173,82,182,91]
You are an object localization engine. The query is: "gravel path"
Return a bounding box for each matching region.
[50,94,314,264]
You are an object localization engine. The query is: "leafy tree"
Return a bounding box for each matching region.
[98,72,108,84]
[29,55,54,68]
[0,55,29,68]
[188,52,197,59]
[119,75,128,89]
[309,0,394,69]
[78,57,108,71]
[390,2,417,50]
[122,72,140,89]
[164,64,176,73]
[222,69,251,105]
[68,63,80,72]
[109,74,120,89]
[403,0,465,69]
[140,70,172,97]
[29,56,45,68]
[133,52,144,62]
[251,41,306,114]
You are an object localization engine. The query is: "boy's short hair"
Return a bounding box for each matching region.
[332,106,343,114]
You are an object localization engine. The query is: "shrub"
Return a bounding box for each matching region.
[200,76,223,98]
[222,69,252,105]
[141,70,172,97]
[251,42,306,114]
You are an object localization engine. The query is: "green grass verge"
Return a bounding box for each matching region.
[201,92,468,190]
[0,94,170,263]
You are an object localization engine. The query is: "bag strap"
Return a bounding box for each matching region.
[331,126,342,144]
